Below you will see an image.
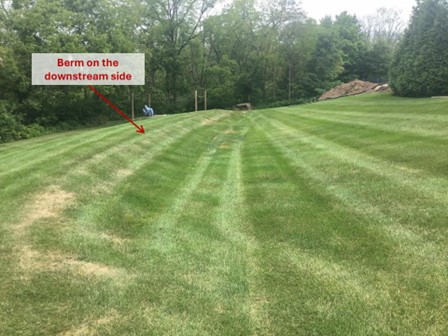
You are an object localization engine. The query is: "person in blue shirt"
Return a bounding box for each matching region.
[143,105,154,117]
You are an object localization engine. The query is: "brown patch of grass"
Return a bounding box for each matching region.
[115,169,133,179]
[19,247,129,280]
[64,258,120,278]
[201,118,216,126]
[219,144,230,149]
[59,309,120,336]
[250,295,269,315]
[98,232,128,246]
[249,294,271,334]
[16,185,75,234]
[397,165,421,174]
[12,186,79,278]
[213,304,226,314]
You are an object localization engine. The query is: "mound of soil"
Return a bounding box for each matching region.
[319,80,391,101]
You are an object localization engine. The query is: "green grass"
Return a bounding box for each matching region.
[1,94,447,335]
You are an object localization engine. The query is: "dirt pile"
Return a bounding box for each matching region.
[319,80,391,101]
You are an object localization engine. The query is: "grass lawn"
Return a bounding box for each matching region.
[0,93,447,335]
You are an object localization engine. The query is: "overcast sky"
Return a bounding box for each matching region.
[301,0,416,21]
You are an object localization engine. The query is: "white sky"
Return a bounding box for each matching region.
[301,0,416,22]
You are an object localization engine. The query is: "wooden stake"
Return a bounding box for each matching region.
[288,64,292,104]
[131,92,135,121]
[195,90,198,112]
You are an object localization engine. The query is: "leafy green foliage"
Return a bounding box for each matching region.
[333,12,366,82]
[0,0,409,141]
[359,40,392,83]
[305,27,344,96]
[390,0,448,97]
[0,100,46,142]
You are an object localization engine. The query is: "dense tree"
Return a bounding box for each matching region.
[1,0,141,129]
[358,40,392,83]
[275,2,313,102]
[305,25,344,96]
[390,0,448,97]
[141,0,217,111]
[203,0,312,105]
[333,12,366,82]
[0,0,410,142]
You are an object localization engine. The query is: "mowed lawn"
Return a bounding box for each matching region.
[0,93,447,335]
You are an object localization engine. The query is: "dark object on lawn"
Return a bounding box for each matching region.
[236,103,252,111]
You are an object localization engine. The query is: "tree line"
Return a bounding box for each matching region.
[0,0,432,142]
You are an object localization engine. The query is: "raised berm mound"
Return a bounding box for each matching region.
[319,80,391,101]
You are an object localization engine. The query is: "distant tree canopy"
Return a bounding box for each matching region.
[0,0,407,142]
[390,0,448,97]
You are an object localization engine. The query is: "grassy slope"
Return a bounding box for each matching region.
[0,94,447,335]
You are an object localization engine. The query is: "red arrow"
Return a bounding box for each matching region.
[88,85,145,134]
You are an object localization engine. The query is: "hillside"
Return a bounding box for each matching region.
[1,94,447,335]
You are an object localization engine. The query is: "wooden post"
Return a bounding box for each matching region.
[131,92,135,121]
[204,90,207,111]
[195,90,198,112]
[288,64,292,104]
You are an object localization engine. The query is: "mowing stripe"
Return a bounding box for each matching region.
[1,95,447,335]
[268,108,448,174]
[0,111,229,209]
[148,148,215,254]
[299,108,448,121]
[260,113,448,204]
[298,107,448,122]
[147,119,232,255]
[4,111,231,283]
[247,114,447,334]
[61,111,230,194]
[280,109,448,138]
[206,124,273,335]
[252,115,448,272]
[0,111,224,177]
[0,126,131,176]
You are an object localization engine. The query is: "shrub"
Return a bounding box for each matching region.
[0,101,46,143]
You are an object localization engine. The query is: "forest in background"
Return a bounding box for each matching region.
[0,0,405,141]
